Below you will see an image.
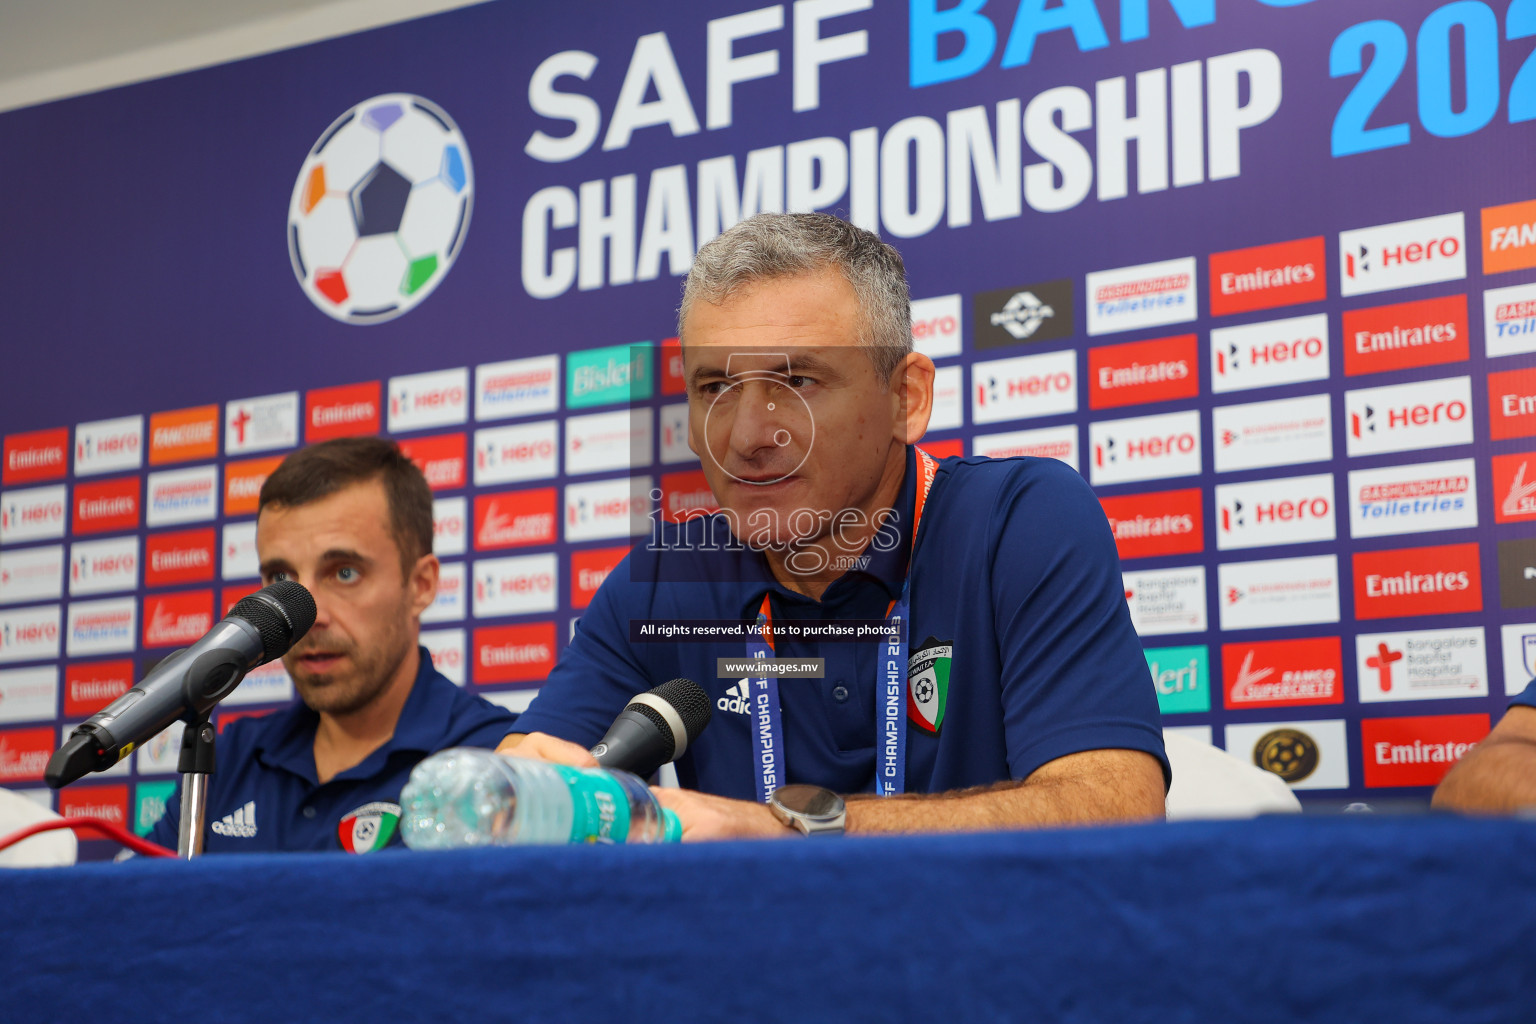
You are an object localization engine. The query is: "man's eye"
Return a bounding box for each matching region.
[336,566,359,582]
[697,380,731,395]
[788,375,814,389]
[268,571,292,583]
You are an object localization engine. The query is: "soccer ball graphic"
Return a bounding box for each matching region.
[288,93,473,324]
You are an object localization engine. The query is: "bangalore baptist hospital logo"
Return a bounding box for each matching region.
[287,93,474,324]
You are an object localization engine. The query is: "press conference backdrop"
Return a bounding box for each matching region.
[0,0,1534,848]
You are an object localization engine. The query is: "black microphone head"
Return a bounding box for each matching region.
[231,580,317,662]
[643,677,712,743]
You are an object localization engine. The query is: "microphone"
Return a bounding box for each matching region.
[45,580,317,788]
[589,677,712,777]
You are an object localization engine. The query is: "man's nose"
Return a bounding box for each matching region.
[727,378,792,459]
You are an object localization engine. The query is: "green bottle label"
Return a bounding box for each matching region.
[553,765,634,844]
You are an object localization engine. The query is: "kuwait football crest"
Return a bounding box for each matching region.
[908,637,952,734]
[338,801,401,853]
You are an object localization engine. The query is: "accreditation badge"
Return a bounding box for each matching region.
[338,801,402,853]
[907,636,952,734]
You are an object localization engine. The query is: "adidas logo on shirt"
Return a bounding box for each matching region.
[717,679,750,715]
[210,800,258,838]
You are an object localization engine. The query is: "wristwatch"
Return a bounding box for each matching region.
[767,784,847,837]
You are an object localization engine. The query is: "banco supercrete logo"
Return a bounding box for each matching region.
[65,597,134,657]
[473,623,556,685]
[1212,394,1332,474]
[1210,314,1329,394]
[1341,295,1468,377]
[1085,257,1196,336]
[475,421,559,485]
[1339,211,1465,297]
[305,381,381,442]
[1214,473,1335,551]
[225,393,298,456]
[1344,376,1473,457]
[74,415,143,477]
[0,605,61,664]
[476,355,560,421]
[972,425,1078,470]
[388,367,468,433]
[474,490,557,550]
[0,545,64,605]
[1482,198,1536,276]
[1488,367,1536,441]
[421,628,465,685]
[433,497,467,557]
[1098,489,1202,560]
[1208,236,1325,317]
[571,545,629,609]
[910,294,962,358]
[143,591,214,648]
[423,561,465,623]
[2,427,68,486]
[1360,714,1488,788]
[1348,458,1478,539]
[288,94,472,324]
[1493,451,1536,524]
[73,477,138,535]
[1087,334,1196,409]
[1483,281,1536,359]
[973,279,1073,349]
[1122,566,1206,636]
[1352,542,1482,620]
[1218,554,1340,630]
[1088,410,1200,486]
[0,726,54,783]
[472,553,558,617]
[971,349,1077,425]
[69,536,139,597]
[1,484,67,545]
[1356,626,1487,704]
[1222,636,1343,709]
[397,433,467,491]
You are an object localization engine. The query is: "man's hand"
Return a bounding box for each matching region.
[496,732,598,768]
[652,787,793,841]
[1433,706,1536,813]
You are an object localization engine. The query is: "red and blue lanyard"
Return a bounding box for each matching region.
[746,450,938,803]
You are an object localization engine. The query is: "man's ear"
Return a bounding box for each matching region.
[407,553,440,619]
[892,352,936,445]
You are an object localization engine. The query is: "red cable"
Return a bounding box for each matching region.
[0,816,176,859]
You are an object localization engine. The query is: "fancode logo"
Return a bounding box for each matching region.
[1482,198,1536,275]
[476,355,560,420]
[224,456,282,516]
[74,416,143,476]
[3,427,69,485]
[1361,714,1488,788]
[1344,377,1473,457]
[1222,636,1343,708]
[398,433,467,491]
[1488,367,1536,441]
[571,545,629,609]
[1208,236,1325,316]
[1087,335,1197,409]
[1341,295,1468,377]
[474,489,557,550]
[148,406,219,465]
[1352,543,1482,620]
[1339,212,1466,297]
[1085,257,1197,335]
[473,623,557,684]
[1348,458,1477,539]
[1493,452,1536,524]
[1214,473,1335,551]
[143,591,215,648]
[145,529,216,587]
[1098,489,1202,560]
[972,280,1073,349]
[910,295,962,358]
[1483,281,1536,359]
[64,660,133,717]
[1210,314,1330,394]
[305,381,381,442]
[1088,410,1201,486]
[660,470,718,524]
[388,368,468,433]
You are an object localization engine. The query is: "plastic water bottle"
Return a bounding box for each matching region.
[399,747,682,848]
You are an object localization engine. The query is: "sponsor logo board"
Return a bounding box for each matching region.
[135,722,185,775]
[473,553,558,617]
[1086,257,1197,335]
[3,428,68,486]
[1341,294,1468,376]
[145,528,215,587]
[142,590,214,648]
[1208,236,1326,316]
[658,402,694,465]
[660,470,717,524]
[473,622,557,684]
[1088,409,1201,486]
[1344,376,1473,457]
[1499,538,1536,609]
[1498,622,1536,696]
[474,489,558,550]
[1123,566,1206,636]
[1356,626,1487,703]
[1218,554,1340,630]
[146,465,218,527]
[1482,198,1536,275]
[929,365,964,431]
[0,666,58,725]
[972,279,1073,349]
[566,343,653,409]
[0,726,55,783]
[305,381,381,442]
[388,367,468,433]
[397,433,467,492]
[572,545,629,609]
[1099,489,1203,560]
[1225,719,1349,790]
[222,456,279,517]
[1145,644,1209,714]
[1339,211,1466,297]
[63,660,133,717]
[1,484,68,545]
[422,561,465,623]
[148,405,219,465]
[660,339,686,396]
[972,424,1078,469]
[910,294,962,358]
[565,409,652,476]
[65,597,134,657]
[421,627,466,685]
[1222,636,1344,708]
[476,355,559,421]
[1348,458,1477,539]
[74,415,143,476]
[1483,280,1536,359]
[58,783,130,835]
[69,536,139,596]
[72,477,138,535]
[222,522,258,580]
[222,659,294,706]
[224,393,298,455]
[1088,334,1197,409]
[1214,473,1336,551]
[474,420,559,485]
[1212,393,1332,473]
[1353,542,1482,619]
[564,476,652,543]
[1493,452,1536,525]
[433,496,466,557]
[0,604,61,663]
[1488,367,1536,441]
[0,545,63,605]
[1210,313,1329,393]
[1360,713,1488,787]
[971,349,1077,425]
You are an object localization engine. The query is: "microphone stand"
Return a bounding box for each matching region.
[176,712,217,859]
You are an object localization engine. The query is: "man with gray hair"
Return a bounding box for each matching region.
[501,212,1167,838]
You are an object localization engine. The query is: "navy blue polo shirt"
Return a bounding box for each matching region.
[145,648,516,853]
[514,447,1168,799]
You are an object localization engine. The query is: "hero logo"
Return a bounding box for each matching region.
[474,422,559,485]
[1214,473,1335,551]
[1339,212,1466,297]
[565,477,651,542]
[971,349,1077,425]
[1210,314,1329,394]
[1353,543,1482,620]
[1349,458,1478,539]
[472,554,558,616]
[388,368,468,433]
[1088,410,1200,486]
[74,416,143,476]
[1,485,67,544]
[433,497,467,557]
[909,294,961,358]
[69,537,139,595]
[1483,281,1536,359]
[0,607,61,663]
[1344,377,1473,457]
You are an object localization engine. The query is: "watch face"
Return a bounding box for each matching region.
[773,784,843,818]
